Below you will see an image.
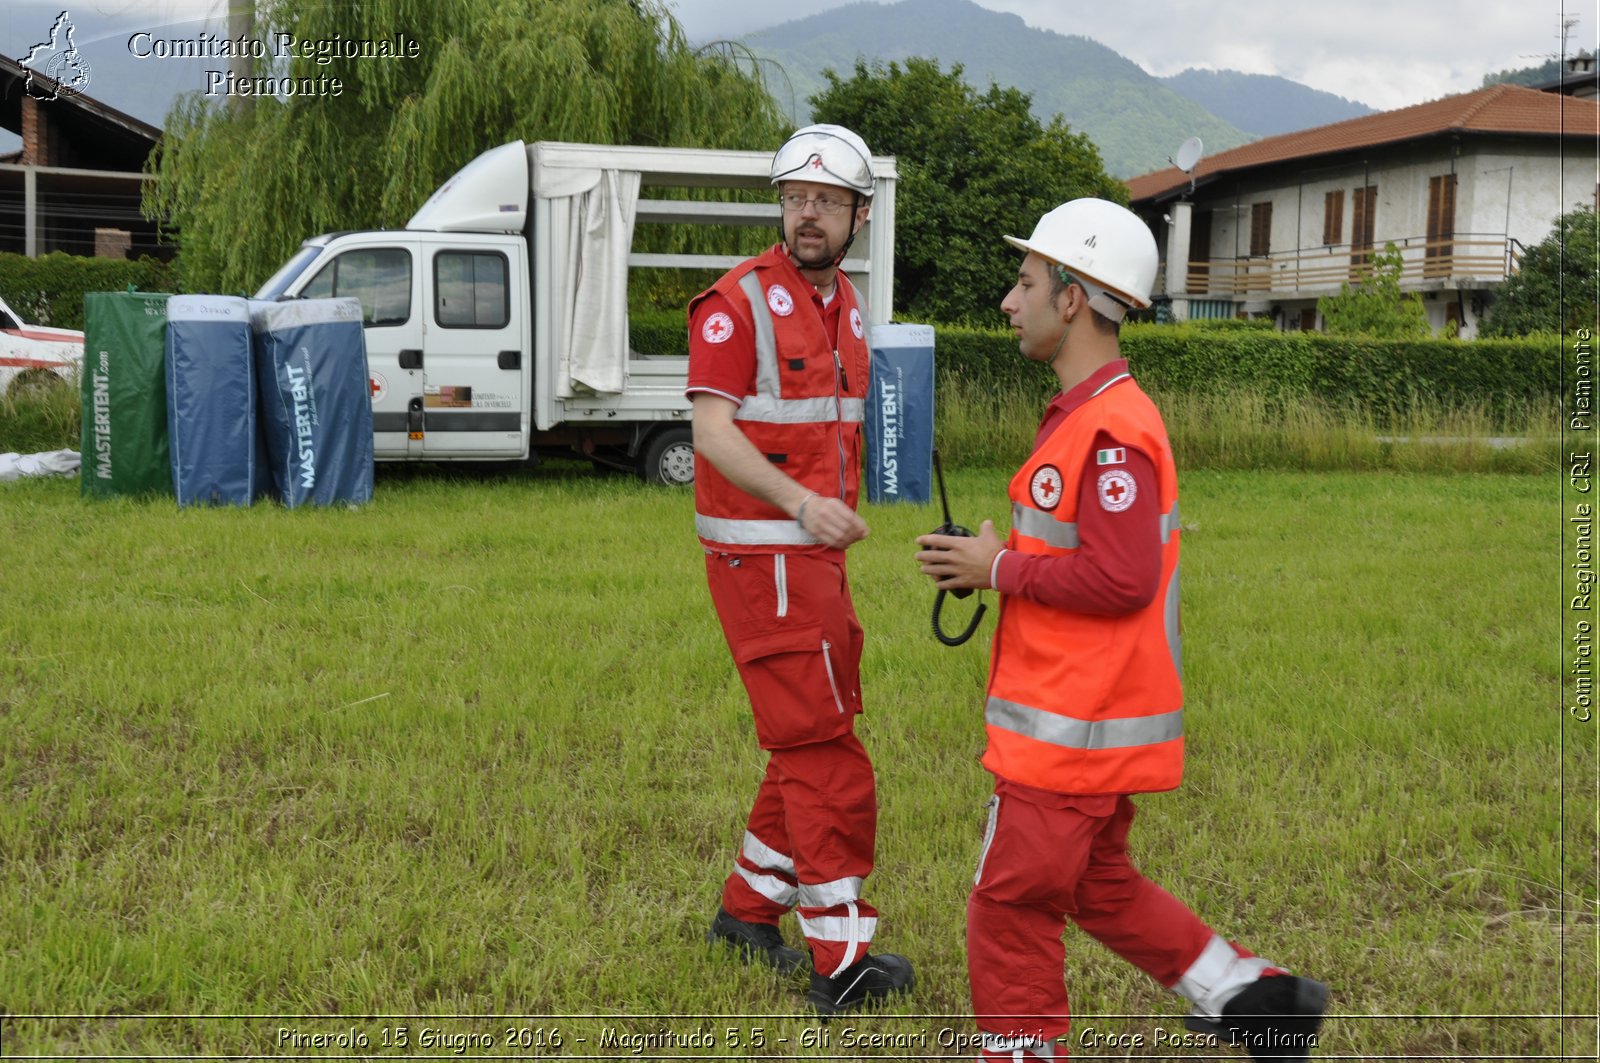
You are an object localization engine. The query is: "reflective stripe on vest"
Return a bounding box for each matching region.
[738,394,865,424]
[986,697,1183,751]
[695,514,820,546]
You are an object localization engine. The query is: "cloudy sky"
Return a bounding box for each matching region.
[665,0,1592,111]
[2,0,1593,120]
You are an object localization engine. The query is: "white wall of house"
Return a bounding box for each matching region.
[1163,137,1594,337]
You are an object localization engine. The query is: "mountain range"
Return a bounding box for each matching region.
[736,0,1374,178]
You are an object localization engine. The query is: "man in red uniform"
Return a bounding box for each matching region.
[687,124,914,1016]
[916,199,1327,1060]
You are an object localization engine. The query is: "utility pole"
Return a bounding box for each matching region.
[229,0,254,114]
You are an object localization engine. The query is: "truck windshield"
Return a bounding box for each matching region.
[254,246,324,301]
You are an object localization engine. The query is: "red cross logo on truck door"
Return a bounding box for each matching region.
[1096,469,1137,513]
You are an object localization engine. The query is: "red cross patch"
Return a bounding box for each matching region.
[1097,469,1137,513]
[808,154,824,171]
[701,311,734,344]
[1030,464,1063,510]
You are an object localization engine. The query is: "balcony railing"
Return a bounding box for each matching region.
[1166,234,1519,299]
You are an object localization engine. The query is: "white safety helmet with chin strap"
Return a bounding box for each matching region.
[1004,199,1157,322]
[770,124,875,198]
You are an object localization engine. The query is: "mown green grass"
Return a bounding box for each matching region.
[0,463,1589,1058]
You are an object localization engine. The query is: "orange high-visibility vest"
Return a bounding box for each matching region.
[691,245,870,554]
[982,373,1184,795]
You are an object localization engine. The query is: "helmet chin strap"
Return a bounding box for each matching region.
[1046,321,1070,367]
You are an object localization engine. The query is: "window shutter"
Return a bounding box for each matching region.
[1323,189,1344,245]
[1425,174,1457,278]
[1350,185,1377,276]
[1250,202,1273,257]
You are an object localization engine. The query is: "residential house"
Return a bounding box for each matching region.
[1126,84,1599,337]
[0,55,165,260]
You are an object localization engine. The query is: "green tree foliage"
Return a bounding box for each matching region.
[145,0,788,293]
[1317,243,1432,339]
[809,58,1127,324]
[1481,205,1600,336]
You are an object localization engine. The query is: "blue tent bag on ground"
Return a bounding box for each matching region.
[250,298,374,507]
[165,295,256,507]
[865,323,934,504]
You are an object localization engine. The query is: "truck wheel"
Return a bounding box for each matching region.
[638,426,695,486]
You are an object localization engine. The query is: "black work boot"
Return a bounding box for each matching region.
[1184,974,1329,1061]
[807,952,914,1017]
[705,907,806,975]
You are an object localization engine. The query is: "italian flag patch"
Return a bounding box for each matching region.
[1096,447,1126,465]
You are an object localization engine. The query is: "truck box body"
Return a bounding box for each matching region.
[254,140,898,482]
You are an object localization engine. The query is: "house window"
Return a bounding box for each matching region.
[1350,184,1378,274]
[1425,174,1457,279]
[1250,202,1273,256]
[1323,189,1345,245]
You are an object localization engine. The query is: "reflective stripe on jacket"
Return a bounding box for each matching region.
[982,374,1185,795]
[691,245,870,554]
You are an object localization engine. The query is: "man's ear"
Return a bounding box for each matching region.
[1060,280,1086,325]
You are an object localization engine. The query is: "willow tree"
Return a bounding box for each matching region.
[145,0,789,293]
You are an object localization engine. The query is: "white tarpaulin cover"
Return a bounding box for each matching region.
[1,449,80,481]
[533,161,641,396]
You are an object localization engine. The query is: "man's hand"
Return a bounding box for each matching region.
[916,520,1003,590]
[800,494,870,550]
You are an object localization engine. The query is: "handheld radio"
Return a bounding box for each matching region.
[929,448,987,647]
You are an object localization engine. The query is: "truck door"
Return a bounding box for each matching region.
[420,242,527,458]
[295,241,423,459]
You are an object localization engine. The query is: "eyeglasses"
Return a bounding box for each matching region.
[779,191,853,215]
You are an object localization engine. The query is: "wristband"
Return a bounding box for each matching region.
[796,492,819,526]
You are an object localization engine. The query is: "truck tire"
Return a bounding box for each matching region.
[637,426,695,486]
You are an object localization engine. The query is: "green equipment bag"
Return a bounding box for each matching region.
[80,291,174,499]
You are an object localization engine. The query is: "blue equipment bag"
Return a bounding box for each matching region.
[251,298,374,507]
[165,295,257,507]
[864,323,934,504]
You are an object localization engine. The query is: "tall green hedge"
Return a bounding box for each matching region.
[0,252,177,331]
[631,310,1558,417]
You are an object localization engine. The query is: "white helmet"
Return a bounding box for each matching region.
[770,124,875,198]
[1004,199,1157,321]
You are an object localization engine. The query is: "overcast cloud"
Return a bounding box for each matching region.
[3,0,1593,121]
[667,0,1594,112]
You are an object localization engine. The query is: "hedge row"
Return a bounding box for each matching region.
[633,309,1558,415]
[7,258,1556,417]
[0,252,177,331]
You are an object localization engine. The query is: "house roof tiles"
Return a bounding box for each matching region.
[1127,83,1600,203]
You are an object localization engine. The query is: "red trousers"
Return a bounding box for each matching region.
[707,551,878,976]
[969,786,1255,1059]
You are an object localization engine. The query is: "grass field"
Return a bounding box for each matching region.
[0,462,1591,1059]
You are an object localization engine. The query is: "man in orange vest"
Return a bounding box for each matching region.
[917,199,1327,1060]
[686,124,914,1016]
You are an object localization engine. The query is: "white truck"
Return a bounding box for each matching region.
[0,292,83,399]
[254,140,898,483]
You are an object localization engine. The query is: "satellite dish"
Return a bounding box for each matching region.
[1174,136,1204,174]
